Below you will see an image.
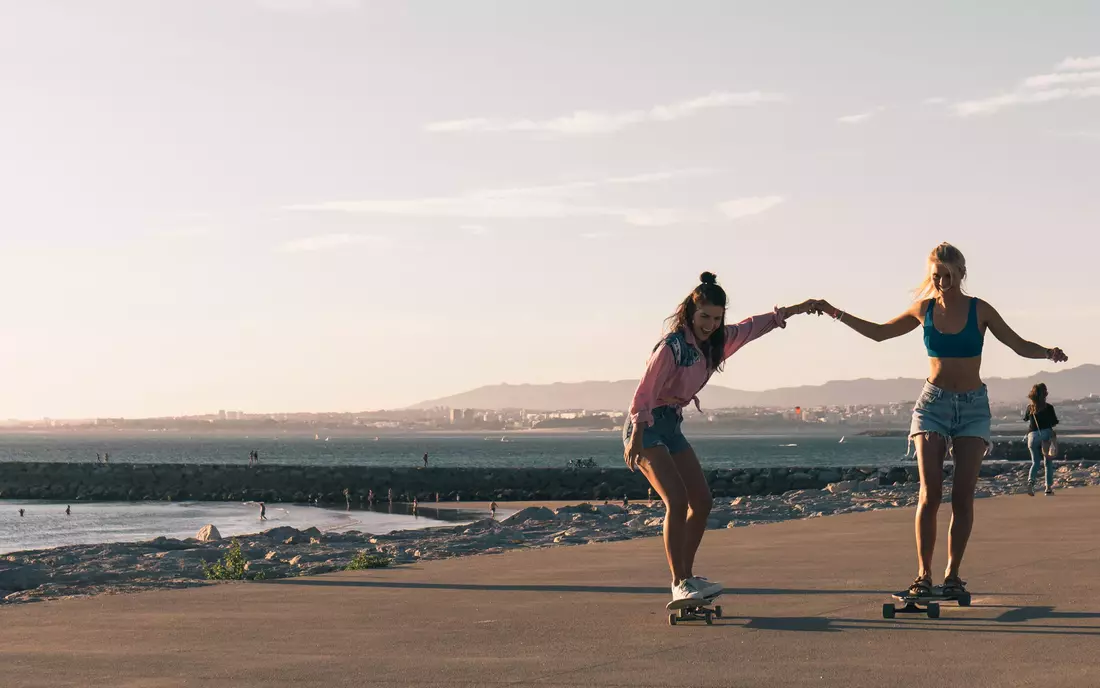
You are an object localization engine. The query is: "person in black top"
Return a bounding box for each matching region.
[1023,383,1059,496]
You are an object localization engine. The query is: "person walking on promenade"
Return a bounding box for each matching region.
[810,242,1068,599]
[1024,382,1060,496]
[625,271,817,606]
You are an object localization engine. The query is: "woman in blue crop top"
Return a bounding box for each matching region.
[810,243,1068,599]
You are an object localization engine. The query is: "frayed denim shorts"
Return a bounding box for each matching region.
[907,381,992,455]
[622,405,691,455]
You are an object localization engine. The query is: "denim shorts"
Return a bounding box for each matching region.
[622,405,691,455]
[908,381,992,452]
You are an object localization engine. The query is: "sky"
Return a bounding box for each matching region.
[1,0,1098,419]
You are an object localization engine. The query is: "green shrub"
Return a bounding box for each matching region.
[345,551,392,570]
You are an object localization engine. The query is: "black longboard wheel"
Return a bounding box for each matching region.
[957,593,971,607]
[882,603,896,619]
[669,613,677,625]
[927,603,940,619]
[714,605,723,619]
[705,613,713,625]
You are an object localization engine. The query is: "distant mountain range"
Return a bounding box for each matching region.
[409,364,1100,411]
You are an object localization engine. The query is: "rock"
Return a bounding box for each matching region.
[0,565,46,591]
[826,481,857,494]
[500,506,556,525]
[594,504,626,516]
[148,537,196,551]
[817,469,843,484]
[195,525,221,542]
[244,561,278,575]
[264,551,279,561]
[261,526,302,541]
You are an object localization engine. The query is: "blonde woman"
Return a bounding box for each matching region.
[812,243,1068,599]
[1023,383,1059,496]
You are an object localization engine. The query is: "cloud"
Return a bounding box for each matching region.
[254,0,360,11]
[425,90,786,135]
[1022,71,1100,88]
[716,196,786,220]
[922,97,948,105]
[579,231,614,240]
[837,106,886,124]
[953,57,1100,116]
[285,169,715,226]
[1057,55,1100,71]
[276,233,389,253]
[461,224,490,235]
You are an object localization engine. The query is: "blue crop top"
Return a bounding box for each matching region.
[923,297,984,358]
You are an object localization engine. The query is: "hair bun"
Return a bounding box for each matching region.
[699,271,717,285]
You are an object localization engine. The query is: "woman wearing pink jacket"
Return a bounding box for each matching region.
[624,272,816,606]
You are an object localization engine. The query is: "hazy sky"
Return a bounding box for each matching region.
[2,1,1098,418]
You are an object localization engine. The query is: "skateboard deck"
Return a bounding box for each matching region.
[883,587,971,619]
[667,593,723,625]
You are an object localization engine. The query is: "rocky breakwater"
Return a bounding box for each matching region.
[3,460,1099,606]
[3,453,1099,503]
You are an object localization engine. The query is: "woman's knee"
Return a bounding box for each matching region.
[687,493,712,518]
[918,488,942,509]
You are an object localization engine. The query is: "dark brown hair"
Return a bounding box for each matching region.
[664,271,728,371]
[1027,382,1049,415]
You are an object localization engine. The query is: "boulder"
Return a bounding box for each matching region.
[195,525,221,542]
[0,565,46,591]
[261,526,302,542]
[594,504,626,516]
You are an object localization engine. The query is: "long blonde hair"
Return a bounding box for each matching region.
[913,242,968,301]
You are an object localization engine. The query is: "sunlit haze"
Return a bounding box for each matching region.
[1,1,1097,418]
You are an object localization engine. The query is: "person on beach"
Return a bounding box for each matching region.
[490,501,497,519]
[625,271,817,605]
[1024,383,1060,496]
[259,502,267,520]
[423,453,429,468]
[810,242,1068,599]
[19,508,25,517]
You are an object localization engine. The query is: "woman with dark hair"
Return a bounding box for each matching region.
[1024,383,1060,496]
[811,242,1068,600]
[624,272,816,606]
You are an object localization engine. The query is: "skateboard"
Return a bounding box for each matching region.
[667,593,723,625]
[883,587,971,619]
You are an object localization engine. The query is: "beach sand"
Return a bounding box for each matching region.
[1,486,1097,687]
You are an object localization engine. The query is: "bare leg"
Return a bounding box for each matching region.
[670,445,712,578]
[946,437,985,579]
[636,446,689,584]
[914,433,947,580]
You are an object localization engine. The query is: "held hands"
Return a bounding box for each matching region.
[1046,347,1069,363]
[806,299,839,318]
[782,299,825,318]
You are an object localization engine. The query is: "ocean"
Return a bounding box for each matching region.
[0,499,485,555]
[2,430,1090,470]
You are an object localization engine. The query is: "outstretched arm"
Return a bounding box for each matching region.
[981,300,1068,361]
[812,299,922,343]
[721,299,818,360]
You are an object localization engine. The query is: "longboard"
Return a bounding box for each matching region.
[883,587,971,619]
[667,593,723,625]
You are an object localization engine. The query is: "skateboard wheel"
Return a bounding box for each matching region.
[669,613,677,626]
[927,603,940,619]
[705,613,713,625]
[882,604,896,619]
[957,593,971,607]
[714,605,723,619]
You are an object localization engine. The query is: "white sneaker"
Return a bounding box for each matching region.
[689,576,723,597]
[671,578,705,603]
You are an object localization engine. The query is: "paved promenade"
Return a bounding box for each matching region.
[2,488,1097,687]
